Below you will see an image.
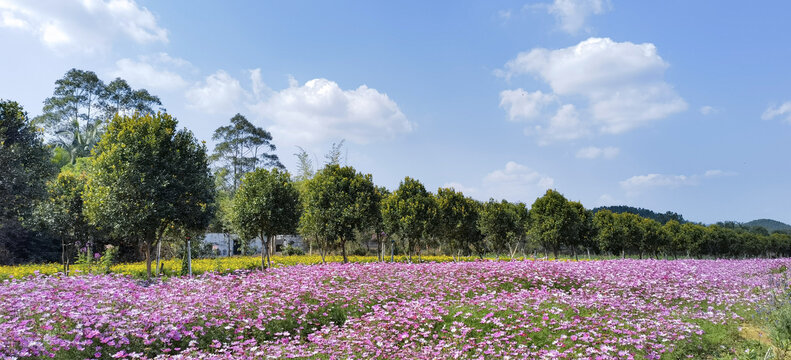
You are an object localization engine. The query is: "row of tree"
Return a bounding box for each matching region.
[3,68,791,277]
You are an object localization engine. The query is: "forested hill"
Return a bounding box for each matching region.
[592,206,687,224]
[743,219,791,233]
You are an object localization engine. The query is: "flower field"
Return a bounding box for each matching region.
[0,259,786,359]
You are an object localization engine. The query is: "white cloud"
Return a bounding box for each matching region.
[185,70,247,115]
[546,0,611,34]
[576,146,619,159]
[621,169,737,195]
[441,182,478,196]
[762,102,791,123]
[699,105,717,115]
[528,104,589,144]
[482,161,554,201]
[596,193,619,206]
[1,10,28,29]
[0,0,167,53]
[499,89,556,121]
[251,78,413,146]
[446,161,554,203]
[620,174,695,194]
[498,9,512,20]
[499,37,686,142]
[111,54,189,92]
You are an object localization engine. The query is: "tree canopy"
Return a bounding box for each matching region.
[231,168,300,269]
[83,112,214,278]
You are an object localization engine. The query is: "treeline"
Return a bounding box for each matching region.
[592,206,687,224]
[3,69,791,279]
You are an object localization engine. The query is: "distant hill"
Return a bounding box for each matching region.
[743,219,791,233]
[592,205,687,224]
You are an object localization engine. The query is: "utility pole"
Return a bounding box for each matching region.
[186,236,192,277]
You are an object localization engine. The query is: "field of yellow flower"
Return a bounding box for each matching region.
[0,254,487,279]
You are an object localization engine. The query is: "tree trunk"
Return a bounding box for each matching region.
[61,240,67,275]
[341,239,348,264]
[260,232,266,271]
[266,236,272,269]
[145,240,152,279]
[552,247,558,260]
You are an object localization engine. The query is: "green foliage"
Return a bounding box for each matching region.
[478,199,524,258]
[382,177,437,261]
[299,165,379,263]
[231,167,300,268]
[528,189,580,258]
[0,100,55,264]
[435,188,483,258]
[593,205,686,224]
[35,69,162,164]
[83,112,215,278]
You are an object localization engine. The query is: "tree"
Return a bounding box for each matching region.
[231,168,300,269]
[211,113,283,191]
[663,220,683,259]
[593,210,620,256]
[0,100,55,264]
[435,188,482,260]
[84,113,215,279]
[616,213,645,258]
[35,70,163,164]
[382,177,437,262]
[641,217,667,258]
[478,199,523,259]
[38,170,98,274]
[528,189,579,259]
[102,78,162,119]
[569,201,594,259]
[299,165,378,263]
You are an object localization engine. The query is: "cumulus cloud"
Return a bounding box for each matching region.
[576,146,619,159]
[499,89,556,121]
[251,78,413,146]
[524,104,589,144]
[499,37,686,143]
[483,161,555,201]
[111,53,190,92]
[445,161,554,203]
[183,70,412,147]
[762,102,791,123]
[185,70,247,115]
[545,0,611,34]
[0,0,167,53]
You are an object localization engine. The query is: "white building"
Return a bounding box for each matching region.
[203,233,305,256]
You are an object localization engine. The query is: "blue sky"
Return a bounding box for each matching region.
[1,0,790,224]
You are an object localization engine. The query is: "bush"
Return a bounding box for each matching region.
[284,244,305,256]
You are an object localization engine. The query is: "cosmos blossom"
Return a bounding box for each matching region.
[0,259,785,359]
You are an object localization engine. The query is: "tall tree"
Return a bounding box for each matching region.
[231,168,300,269]
[570,201,596,259]
[83,113,215,279]
[382,177,437,262]
[211,113,283,191]
[593,209,624,257]
[435,187,482,260]
[299,165,379,263]
[36,69,105,163]
[528,189,579,259]
[616,212,645,258]
[0,100,55,264]
[102,78,162,119]
[478,199,523,259]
